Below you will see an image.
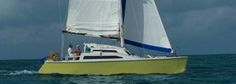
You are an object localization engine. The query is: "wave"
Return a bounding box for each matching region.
[0,70,38,76]
[0,70,8,73]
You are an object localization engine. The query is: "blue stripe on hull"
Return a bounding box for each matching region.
[124,39,172,53]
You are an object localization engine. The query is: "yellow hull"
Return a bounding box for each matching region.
[39,56,187,75]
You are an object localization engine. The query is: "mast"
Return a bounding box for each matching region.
[119,0,124,48]
[61,33,64,59]
[120,24,124,47]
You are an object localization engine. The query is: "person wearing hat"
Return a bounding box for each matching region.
[74,44,81,56]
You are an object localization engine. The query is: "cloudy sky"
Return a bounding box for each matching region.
[0,0,236,60]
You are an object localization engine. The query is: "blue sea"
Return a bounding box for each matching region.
[0,55,235,84]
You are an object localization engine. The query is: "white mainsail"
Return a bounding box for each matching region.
[66,0,120,38]
[123,0,173,53]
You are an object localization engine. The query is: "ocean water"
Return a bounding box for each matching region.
[0,55,236,84]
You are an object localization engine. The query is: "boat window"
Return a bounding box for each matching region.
[93,50,117,53]
[65,57,80,60]
[83,56,122,59]
[85,46,91,52]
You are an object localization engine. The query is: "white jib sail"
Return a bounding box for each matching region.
[123,0,172,53]
[66,0,120,38]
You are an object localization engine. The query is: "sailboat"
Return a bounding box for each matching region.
[39,0,187,75]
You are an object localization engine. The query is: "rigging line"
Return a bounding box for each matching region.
[58,0,63,30]
[58,0,64,58]
[61,33,65,59]
[63,0,68,30]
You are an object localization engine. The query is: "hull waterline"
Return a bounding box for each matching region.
[39,56,187,75]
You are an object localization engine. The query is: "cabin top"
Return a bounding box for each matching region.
[84,43,122,49]
[83,43,132,56]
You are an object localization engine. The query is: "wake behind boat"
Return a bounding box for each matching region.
[39,0,188,75]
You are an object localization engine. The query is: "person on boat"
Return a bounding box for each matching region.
[48,51,59,61]
[68,44,74,57]
[74,45,81,56]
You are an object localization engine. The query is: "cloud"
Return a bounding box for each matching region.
[163,5,236,54]
[0,0,68,59]
[0,0,67,44]
[0,27,32,44]
[177,6,235,34]
[0,22,63,59]
[0,0,68,26]
[157,0,236,13]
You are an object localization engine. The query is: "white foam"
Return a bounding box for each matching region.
[1,70,38,76]
[0,70,8,73]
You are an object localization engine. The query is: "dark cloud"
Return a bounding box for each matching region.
[157,0,236,13]
[0,0,68,59]
[157,0,236,54]
[0,0,68,25]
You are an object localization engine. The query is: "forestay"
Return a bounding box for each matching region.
[66,0,121,38]
[123,0,173,53]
